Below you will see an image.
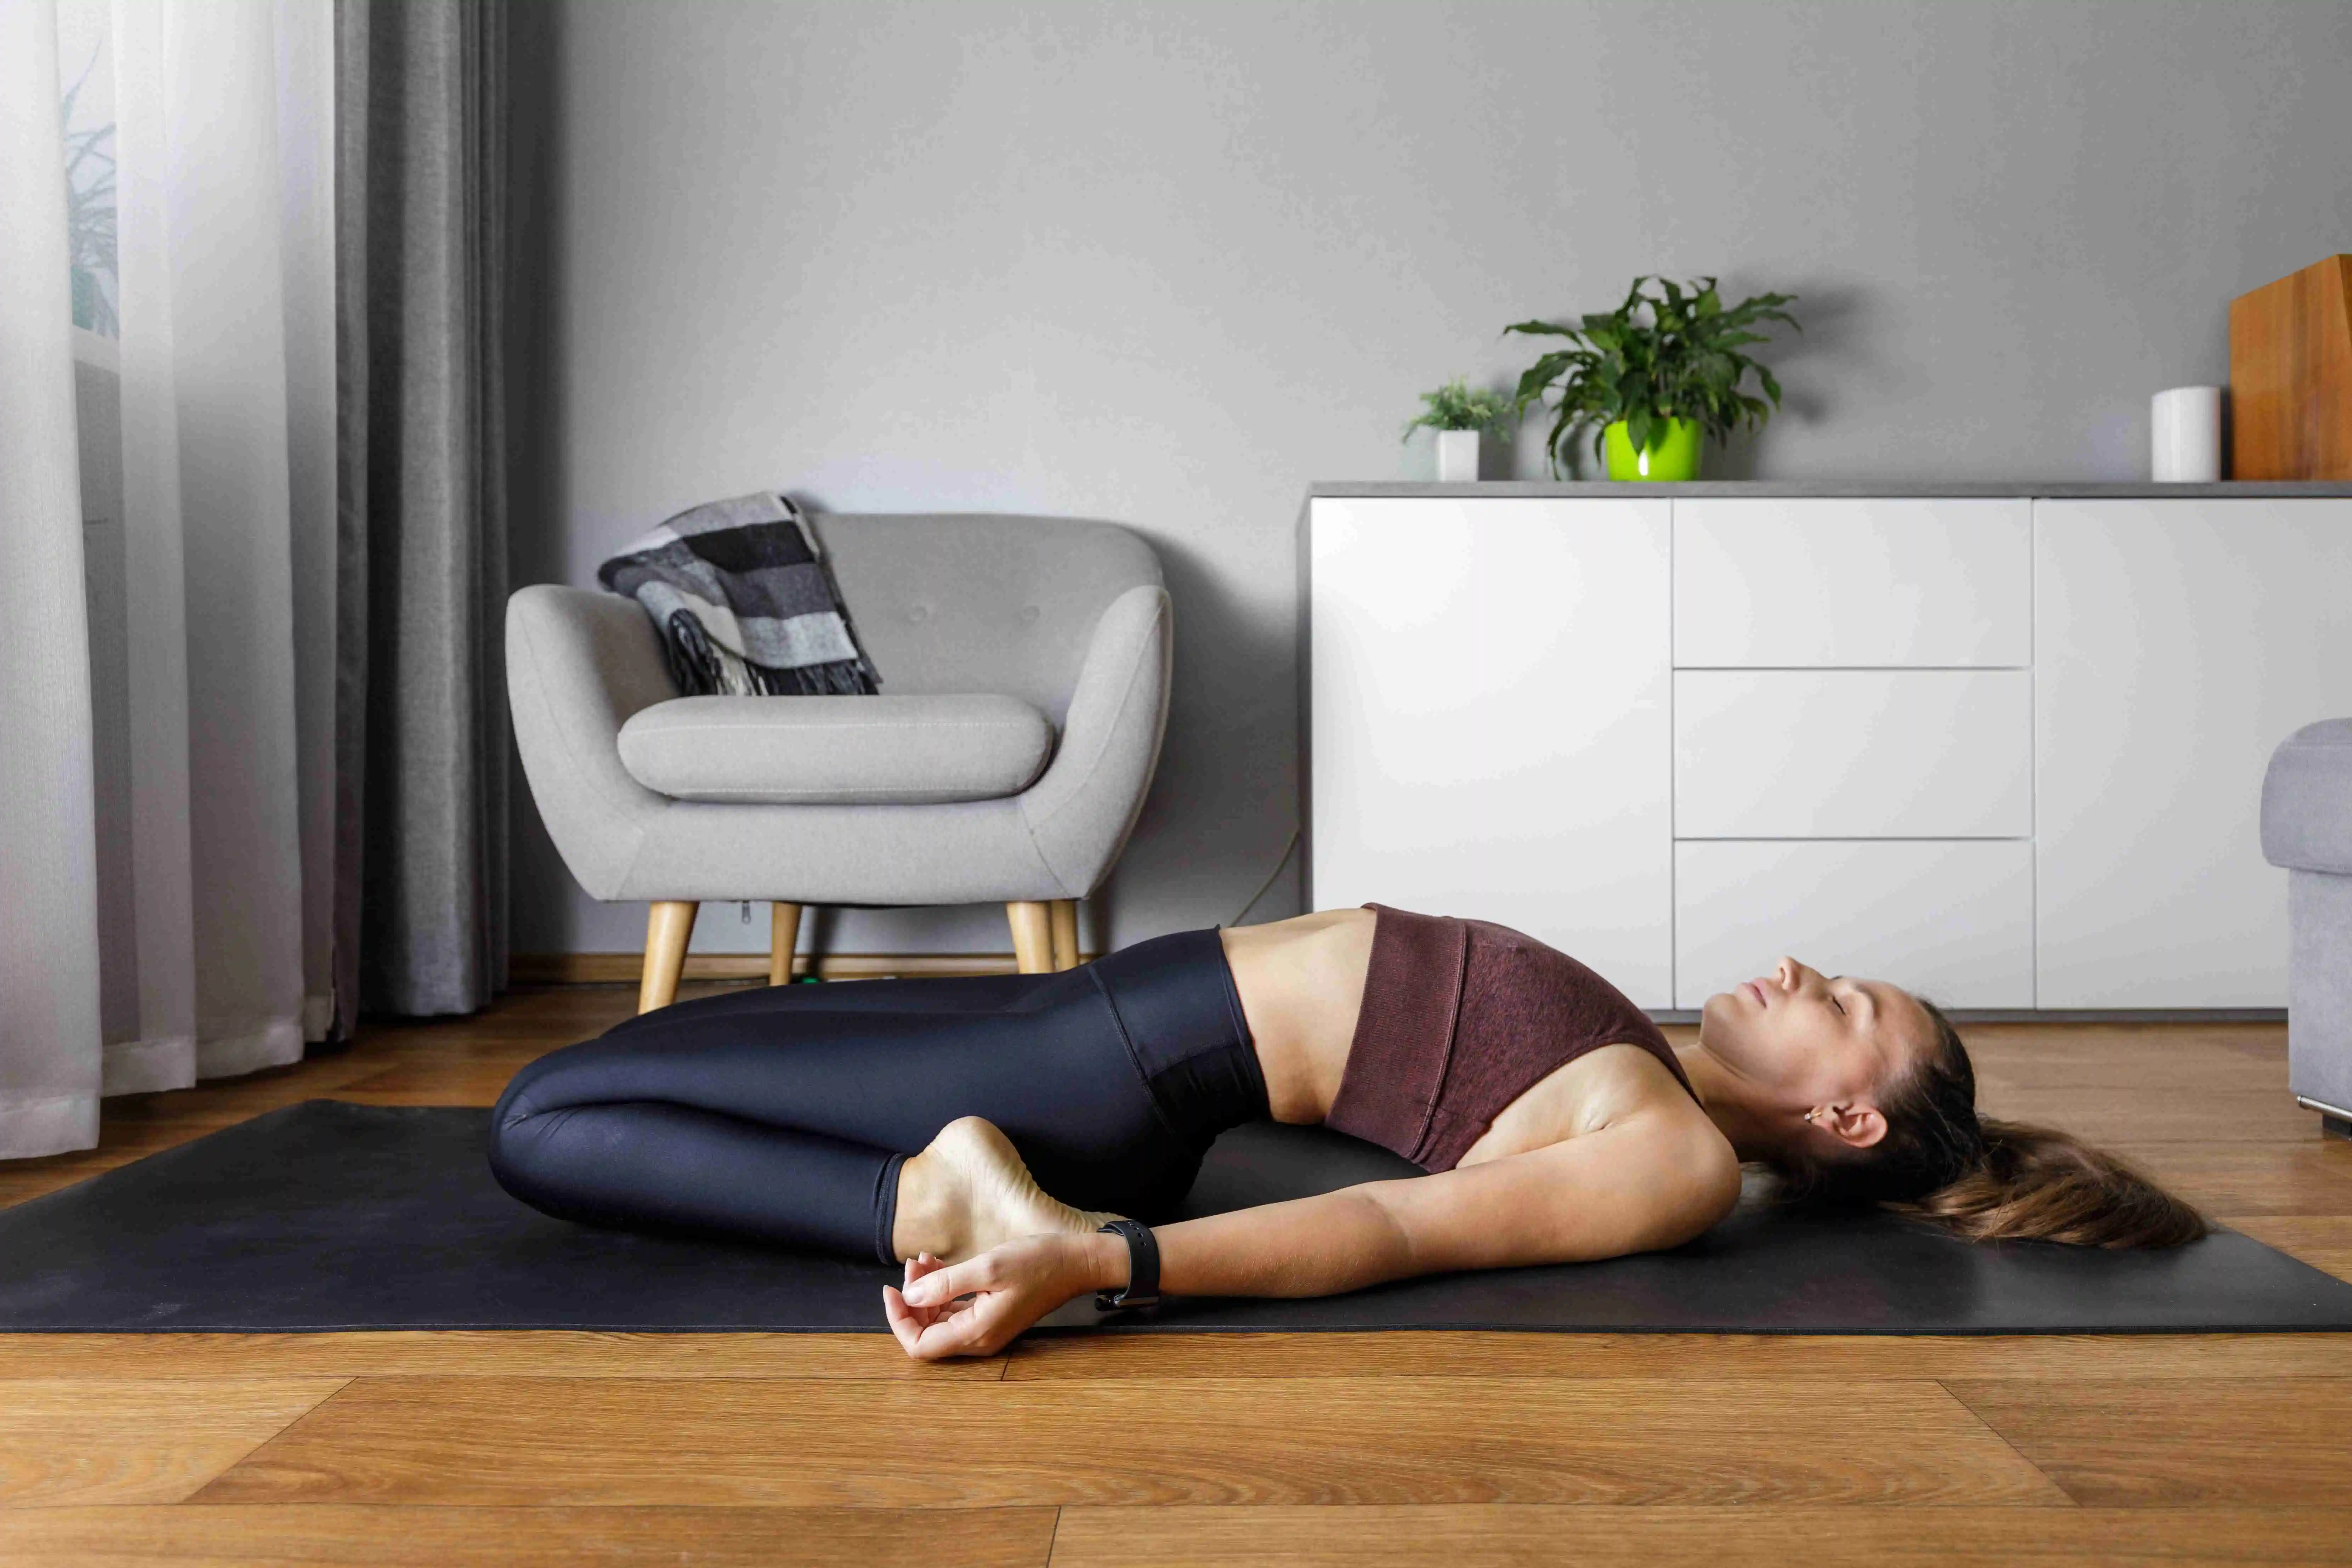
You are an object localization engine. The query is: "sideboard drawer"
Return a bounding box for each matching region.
[1675,669,2031,837]
[1676,840,2035,1009]
[1674,498,2030,667]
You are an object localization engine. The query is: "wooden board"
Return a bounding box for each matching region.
[1944,1377,2352,1505]
[0,1332,1004,1381]
[2231,255,2352,480]
[0,1506,1056,1567]
[0,1379,345,1506]
[1001,1331,2352,1382]
[1049,1505,2352,1567]
[191,1375,2067,1508]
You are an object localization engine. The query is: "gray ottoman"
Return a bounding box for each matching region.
[2263,718,2352,1139]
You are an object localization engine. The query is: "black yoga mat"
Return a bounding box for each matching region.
[3,1100,2349,1335]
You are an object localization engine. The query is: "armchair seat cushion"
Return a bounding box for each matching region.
[2263,718,2352,875]
[618,694,1055,805]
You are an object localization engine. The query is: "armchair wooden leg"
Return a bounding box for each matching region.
[640,901,699,1014]
[1049,899,1080,972]
[1007,901,1055,975]
[769,901,805,985]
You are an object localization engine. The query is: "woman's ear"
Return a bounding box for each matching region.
[1811,1103,1888,1151]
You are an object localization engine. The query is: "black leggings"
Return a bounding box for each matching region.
[487,928,1269,1264]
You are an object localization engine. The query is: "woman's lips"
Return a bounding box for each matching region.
[1744,980,1766,1006]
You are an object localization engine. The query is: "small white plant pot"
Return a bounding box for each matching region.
[1435,428,1481,482]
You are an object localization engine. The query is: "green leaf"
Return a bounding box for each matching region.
[1547,404,1579,479]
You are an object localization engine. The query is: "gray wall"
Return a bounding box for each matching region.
[509,0,2352,960]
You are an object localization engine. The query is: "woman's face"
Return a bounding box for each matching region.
[1698,957,1932,1149]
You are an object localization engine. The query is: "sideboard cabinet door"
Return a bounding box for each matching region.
[2035,499,2352,1007]
[1307,498,1673,1006]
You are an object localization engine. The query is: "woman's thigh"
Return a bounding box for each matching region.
[495,968,1198,1214]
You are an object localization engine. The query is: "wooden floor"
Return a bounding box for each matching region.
[4,985,2351,1565]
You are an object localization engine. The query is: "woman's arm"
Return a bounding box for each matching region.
[884,1108,1739,1359]
[1151,1109,1739,1298]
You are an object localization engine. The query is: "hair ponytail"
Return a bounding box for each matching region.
[1894,1115,2206,1248]
[1775,998,2208,1249]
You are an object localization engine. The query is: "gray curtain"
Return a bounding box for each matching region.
[333,0,510,1021]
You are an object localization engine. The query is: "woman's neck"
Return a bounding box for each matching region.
[1672,1044,1788,1164]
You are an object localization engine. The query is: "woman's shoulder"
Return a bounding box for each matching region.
[1580,1047,1740,1206]
[1456,1034,1722,1167]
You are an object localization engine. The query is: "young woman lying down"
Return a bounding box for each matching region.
[488,903,2203,1359]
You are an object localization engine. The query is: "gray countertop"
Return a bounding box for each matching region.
[1308,480,2352,499]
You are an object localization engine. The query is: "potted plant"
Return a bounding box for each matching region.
[1402,377,1518,482]
[1508,276,1798,481]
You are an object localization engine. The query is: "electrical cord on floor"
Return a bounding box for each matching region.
[1229,827,1302,926]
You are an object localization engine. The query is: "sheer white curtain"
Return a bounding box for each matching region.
[0,0,104,1158]
[0,0,337,1160]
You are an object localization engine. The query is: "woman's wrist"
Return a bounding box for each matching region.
[1075,1227,1133,1294]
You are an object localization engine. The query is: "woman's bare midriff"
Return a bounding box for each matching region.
[1216,909,1376,1124]
[1217,910,1695,1164]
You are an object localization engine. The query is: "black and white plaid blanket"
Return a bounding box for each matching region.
[597,491,880,696]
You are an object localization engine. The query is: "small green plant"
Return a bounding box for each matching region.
[1401,377,1518,443]
[1507,276,1798,476]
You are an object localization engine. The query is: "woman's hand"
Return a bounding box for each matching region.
[881,1231,1113,1360]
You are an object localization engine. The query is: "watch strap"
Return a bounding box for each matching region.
[1093,1218,1160,1311]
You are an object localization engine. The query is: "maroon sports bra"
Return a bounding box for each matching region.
[1324,903,1699,1171]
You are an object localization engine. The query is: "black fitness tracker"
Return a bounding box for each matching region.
[1094,1218,1161,1311]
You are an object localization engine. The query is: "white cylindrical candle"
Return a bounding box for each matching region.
[2151,386,2224,482]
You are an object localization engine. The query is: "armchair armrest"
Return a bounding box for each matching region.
[2263,718,2352,875]
[1018,583,1173,896]
[506,585,679,899]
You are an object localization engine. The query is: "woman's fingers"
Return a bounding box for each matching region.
[887,1272,988,1358]
[910,1293,1006,1359]
[888,1237,1079,1360]
[901,1249,1003,1309]
[881,1285,925,1354]
[899,1266,964,1307]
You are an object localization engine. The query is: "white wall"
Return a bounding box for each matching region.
[507,0,2352,959]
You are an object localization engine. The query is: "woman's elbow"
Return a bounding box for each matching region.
[1655,1144,1743,1250]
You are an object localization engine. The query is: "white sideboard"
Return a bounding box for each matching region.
[1302,485,2352,1013]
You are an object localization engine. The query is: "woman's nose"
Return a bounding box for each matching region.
[1775,956,1799,989]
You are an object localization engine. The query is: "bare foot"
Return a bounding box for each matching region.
[891,1116,1121,1262]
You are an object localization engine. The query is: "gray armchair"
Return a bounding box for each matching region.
[2262,718,2352,1139]
[507,513,1171,1011]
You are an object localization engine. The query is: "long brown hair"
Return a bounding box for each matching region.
[1773,998,2207,1248]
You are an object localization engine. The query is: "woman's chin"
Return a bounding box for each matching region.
[1697,990,1733,1031]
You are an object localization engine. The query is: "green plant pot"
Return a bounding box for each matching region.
[1602,418,1703,481]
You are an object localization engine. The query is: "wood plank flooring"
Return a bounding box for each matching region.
[2,985,2349,1564]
